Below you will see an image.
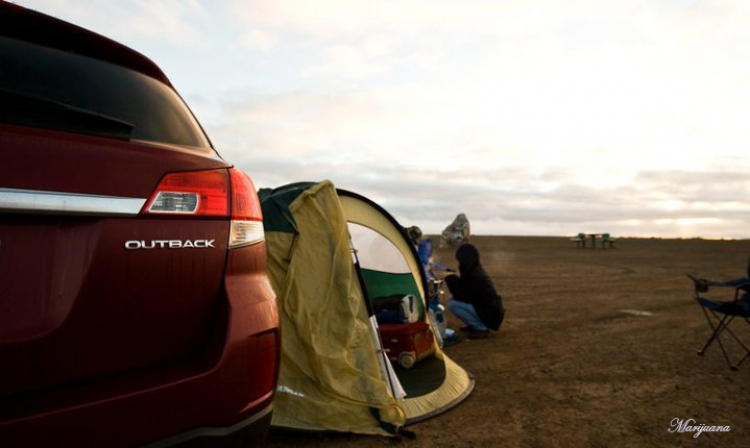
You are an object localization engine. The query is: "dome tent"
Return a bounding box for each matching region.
[259,180,474,436]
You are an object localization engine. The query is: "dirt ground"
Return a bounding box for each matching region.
[268,236,750,448]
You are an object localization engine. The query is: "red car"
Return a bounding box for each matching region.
[0,3,280,447]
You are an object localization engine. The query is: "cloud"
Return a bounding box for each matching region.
[22,0,211,47]
[225,0,638,39]
[302,44,391,80]
[635,171,750,203]
[238,29,278,53]
[19,0,750,238]
[221,142,750,238]
[195,73,750,238]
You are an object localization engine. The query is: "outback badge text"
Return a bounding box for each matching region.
[125,239,216,249]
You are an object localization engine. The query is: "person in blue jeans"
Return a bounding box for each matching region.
[445,244,504,339]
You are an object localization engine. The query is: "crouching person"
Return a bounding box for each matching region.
[445,244,505,339]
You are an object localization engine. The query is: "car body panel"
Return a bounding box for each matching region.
[0,243,278,446]
[0,2,280,446]
[0,124,225,199]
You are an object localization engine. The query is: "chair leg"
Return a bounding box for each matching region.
[697,309,739,369]
[697,307,730,355]
[720,321,750,353]
[738,317,750,368]
[736,352,749,369]
[711,314,738,370]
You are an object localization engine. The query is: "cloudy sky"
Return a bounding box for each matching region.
[22,0,750,238]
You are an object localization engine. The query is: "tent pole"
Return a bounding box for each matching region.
[349,237,399,398]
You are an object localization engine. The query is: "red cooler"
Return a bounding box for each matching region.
[379,321,435,369]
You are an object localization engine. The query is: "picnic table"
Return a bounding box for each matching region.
[571,233,617,249]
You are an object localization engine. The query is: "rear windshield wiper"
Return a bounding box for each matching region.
[0,88,135,139]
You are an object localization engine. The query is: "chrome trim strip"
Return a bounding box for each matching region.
[0,188,146,216]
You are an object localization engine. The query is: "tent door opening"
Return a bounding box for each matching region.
[347,222,445,396]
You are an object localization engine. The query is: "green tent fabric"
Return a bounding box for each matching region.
[361,270,424,320]
[257,183,313,234]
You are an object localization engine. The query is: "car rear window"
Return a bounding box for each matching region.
[0,36,211,148]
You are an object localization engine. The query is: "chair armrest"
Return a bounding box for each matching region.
[687,274,709,293]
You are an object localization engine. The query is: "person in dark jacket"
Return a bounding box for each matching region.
[445,243,505,339]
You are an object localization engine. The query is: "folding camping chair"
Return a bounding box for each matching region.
[689,274,750,370]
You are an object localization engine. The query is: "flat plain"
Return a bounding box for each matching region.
[268,236,750,447]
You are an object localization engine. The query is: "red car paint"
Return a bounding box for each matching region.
[0,3,279,447]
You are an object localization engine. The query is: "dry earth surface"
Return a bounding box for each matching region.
[268,236,750,448]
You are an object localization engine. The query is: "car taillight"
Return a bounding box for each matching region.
[228,168,265,249]
[141,168,264,248]
[142,169,229,216]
